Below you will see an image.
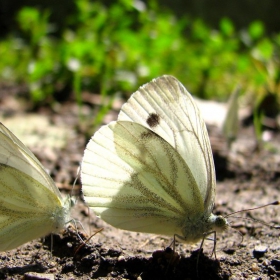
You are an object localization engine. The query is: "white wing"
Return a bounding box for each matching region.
[118,75,215,215]
[82,121,204,236]
[0,123,71,251]
[0,123,62,200]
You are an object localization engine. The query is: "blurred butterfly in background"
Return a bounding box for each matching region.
[222,86,240,148]
[0,123,73,251]
[81,75,229,246]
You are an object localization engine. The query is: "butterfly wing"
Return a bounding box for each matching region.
[0,123,63,200]
[82,121,204,236]
[118,75,215,216]
[0,165,66,251]
[0,123,70,251]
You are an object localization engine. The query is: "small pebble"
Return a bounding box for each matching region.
[251,262,259,272]
[253,245,268,258]
[254,245,268,253]
[262,259,270,266]
[23,272,55,280]
[118,255,125,261]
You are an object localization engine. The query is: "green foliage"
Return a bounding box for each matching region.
[253,108,264,148]
[0,0,279,114]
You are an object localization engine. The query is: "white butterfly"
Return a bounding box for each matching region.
[81,75,228,244]
[0,123,72,251]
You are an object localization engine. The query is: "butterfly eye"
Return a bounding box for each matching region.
[214,215,229,231]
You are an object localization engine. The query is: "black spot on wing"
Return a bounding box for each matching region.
[140,131,155,140]
[146,113,160,128]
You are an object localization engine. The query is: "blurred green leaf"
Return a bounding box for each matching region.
[248,21,264,40]
[0,0,278,117]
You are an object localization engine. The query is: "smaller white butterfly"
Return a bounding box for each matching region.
[81,75,228,245]
[0,123,72,251]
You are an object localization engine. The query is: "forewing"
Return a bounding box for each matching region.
[81,121,204,236]
[0,123,62,200]
[118,75,215,215]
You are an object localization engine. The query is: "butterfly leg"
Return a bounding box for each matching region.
[171,234,176,251]
[196,235,205,273]
[201,230,217,258]
[210,231,217,258]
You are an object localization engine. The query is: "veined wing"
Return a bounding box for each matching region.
[0,164,63,251]
[118,75,215,215]
[0,123,62,200]
[82,121,204,236]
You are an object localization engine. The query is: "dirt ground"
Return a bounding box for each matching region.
[0,88,279,280]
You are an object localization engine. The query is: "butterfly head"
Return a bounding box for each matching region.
[210,214,229,233]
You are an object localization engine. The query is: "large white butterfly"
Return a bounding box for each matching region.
[0,123,72,251]
[81,75,228,244]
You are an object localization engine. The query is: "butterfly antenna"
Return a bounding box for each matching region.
[225,201,279,230]
[225,223,244,245]
[74,228,103,256]
[226,200,279,217]
[228,215,280,230]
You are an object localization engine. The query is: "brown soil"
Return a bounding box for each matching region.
[0,90,279,280]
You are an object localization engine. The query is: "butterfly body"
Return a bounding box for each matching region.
[81,75,228,243]
[0,123,72,251]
